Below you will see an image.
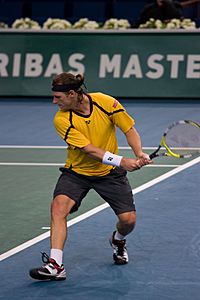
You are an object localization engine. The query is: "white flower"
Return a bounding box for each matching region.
[181,19,196,29]
[155,19,163,29]
[43,18,72,29]
[117,19,131,29]
[72,18,99,29]
[166,22,177,29]
[170,18,181,26]
[104,19,118,29]
[12,18,41,29]
[103,18,130,29]
[139,18,157,29]
[139,18,197,30]
[82,21,99,29]
[0,22,8,28]
[73,18,90,29]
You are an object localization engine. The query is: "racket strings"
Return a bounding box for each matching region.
[165,123,200,155]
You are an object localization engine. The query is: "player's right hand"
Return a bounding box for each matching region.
[120,157,152,172]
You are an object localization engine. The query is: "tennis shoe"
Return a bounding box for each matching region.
[29,252,66,281]
[109,231,129,265]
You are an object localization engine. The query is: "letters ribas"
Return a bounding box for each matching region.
[0,53,200,79]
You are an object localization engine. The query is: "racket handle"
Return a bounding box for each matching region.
[149,153,157,159]
[149,146,161,159]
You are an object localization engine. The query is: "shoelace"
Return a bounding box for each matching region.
[115,240,126,256]
[41,252,50,264]
[40,252,62,271]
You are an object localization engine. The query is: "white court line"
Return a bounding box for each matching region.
[0,145,177,168]
[0,145,157,150]
[0,162,64,166]
[0,162,179,168]
[0,155,199,262]
[0,145,67,149]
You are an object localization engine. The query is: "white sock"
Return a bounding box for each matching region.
[114,231,125,241]
[50,248,63,266]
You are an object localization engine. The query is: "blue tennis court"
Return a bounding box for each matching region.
[0,99,200,299]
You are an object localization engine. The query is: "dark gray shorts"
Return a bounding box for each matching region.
[53,167,135,215]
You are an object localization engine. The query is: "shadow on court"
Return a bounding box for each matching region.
[0,163,200,300]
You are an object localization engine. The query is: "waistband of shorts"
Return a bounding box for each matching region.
[59,167,117,179]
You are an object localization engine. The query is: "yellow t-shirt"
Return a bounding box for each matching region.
[54,92,135,176]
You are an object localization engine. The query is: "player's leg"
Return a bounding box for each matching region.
[29,168,91,281]
[116,210,136,237]
[50,194,75,251]
[29,194,74,281]
[109,210,136,265]
[93,167,136,265]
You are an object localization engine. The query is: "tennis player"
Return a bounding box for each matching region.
[29,72,152,281]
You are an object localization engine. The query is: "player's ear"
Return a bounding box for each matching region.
[68,90,76,96]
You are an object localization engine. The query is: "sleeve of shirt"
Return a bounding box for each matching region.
[112,110,135,133]
[54,114,90,148]
[109,97,135,133]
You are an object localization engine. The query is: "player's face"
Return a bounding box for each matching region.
[52,91,77,111]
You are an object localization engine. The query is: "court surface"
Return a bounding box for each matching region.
[0,99,200,300]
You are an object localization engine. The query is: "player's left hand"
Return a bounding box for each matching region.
[137,152,152,163]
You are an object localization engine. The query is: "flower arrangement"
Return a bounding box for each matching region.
[43,18,72,30]
[0,22,8,29]
[2,17,197,30]
[173,18,196,29]
[139,18,196,29]
[103,18,131,29]
[72,18,99,29]
[12,18,41,29]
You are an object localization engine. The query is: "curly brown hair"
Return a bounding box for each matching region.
[52,72,85,94]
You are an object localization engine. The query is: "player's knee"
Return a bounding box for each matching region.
[51,195,75,218]
[119,211,136,228]
[125,216,136,229]
[51,199,65,219]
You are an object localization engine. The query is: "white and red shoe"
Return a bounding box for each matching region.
[29,252,66,281]
[109,231,129,265]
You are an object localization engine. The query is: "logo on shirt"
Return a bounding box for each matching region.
[85,120,91,124]
[113,100,118,108]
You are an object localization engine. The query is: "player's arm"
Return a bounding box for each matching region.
[81,143,105,161]
[125,127,151,161]
[109,100,151,161]
[81,143,151,172]
[125,127,143,157]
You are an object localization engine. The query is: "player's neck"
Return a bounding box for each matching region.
[74,94,90,115]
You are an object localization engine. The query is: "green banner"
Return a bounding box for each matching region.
[0,30,200,98]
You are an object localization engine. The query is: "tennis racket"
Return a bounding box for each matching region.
[149,120,200,159]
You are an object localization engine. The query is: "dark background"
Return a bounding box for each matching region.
[0,0,199,27]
